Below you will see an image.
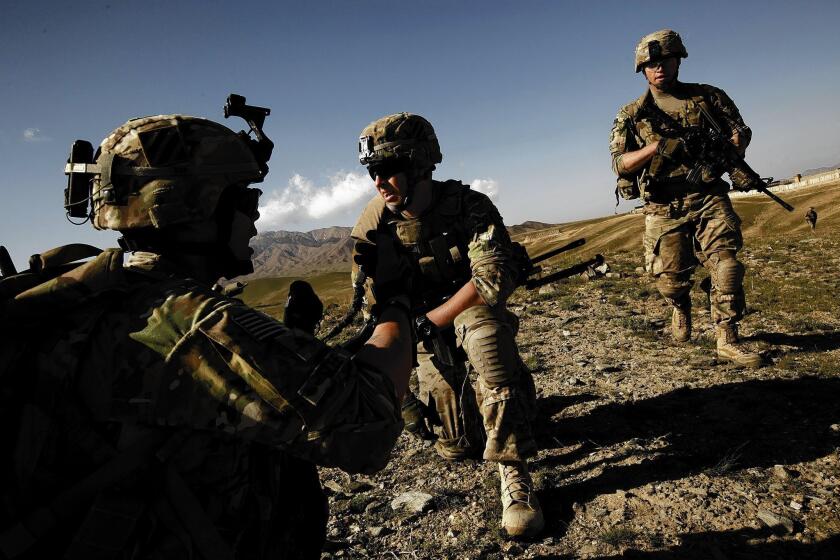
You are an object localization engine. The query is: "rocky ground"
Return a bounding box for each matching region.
[315,229,840,559]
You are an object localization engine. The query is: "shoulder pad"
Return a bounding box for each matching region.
[198,302,353,412]
[2,248,127,320]
[351,194,387,242]
[433,179,468,216]
[622,89,651,119]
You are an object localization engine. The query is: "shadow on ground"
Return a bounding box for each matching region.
[747,330,840,353]
[533,528,839,560]
[532,377,840,542]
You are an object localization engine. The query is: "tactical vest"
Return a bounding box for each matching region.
[386,180,472,309]
[622,84,729,201]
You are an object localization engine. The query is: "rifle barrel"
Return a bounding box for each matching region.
[525,254,603,290]
[530,238,586,265]
[756,185,794,212]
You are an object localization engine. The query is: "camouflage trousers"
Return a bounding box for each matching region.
[643,191,746,325]
[414,305,537,462]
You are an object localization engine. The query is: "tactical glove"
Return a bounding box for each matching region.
[656,137,686,160]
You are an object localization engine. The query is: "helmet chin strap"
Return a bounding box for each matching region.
[386,166,431,213]
[118,201,254,280]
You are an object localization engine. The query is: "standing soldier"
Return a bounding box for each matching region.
[609,29,763,367]
[352,113,544,537]
[805,207,818,231]
[0,112,414,559]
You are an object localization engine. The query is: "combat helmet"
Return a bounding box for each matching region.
[69,115,264,232]
[358,113,442,173]
[634,29,687,73]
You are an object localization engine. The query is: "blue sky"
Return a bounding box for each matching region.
[2,0,839,270]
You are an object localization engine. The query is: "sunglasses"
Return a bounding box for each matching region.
[368,160,409,180]
[643,56,676,71]
[235,187,262,220]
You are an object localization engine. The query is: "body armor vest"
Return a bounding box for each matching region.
[386,180,472,309]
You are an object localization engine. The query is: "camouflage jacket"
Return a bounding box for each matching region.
[609,82,751,198]
[0,248,402,558]
[351,180,518,310]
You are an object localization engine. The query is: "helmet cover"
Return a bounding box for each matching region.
[92,115,262,231]
[634,29,688,73]
[358,112,442,171]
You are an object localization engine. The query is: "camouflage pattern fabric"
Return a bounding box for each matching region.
[414,338,485,458]
[610,81,753,328]
[643,193,745,325]
[0,249,402,558]
[609,83,751,186]
[351,181,536,461]
[352,180,519,308]
[633,29,687,73]
[93,115,262,231]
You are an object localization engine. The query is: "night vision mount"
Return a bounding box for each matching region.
[224,93,274,179]
[63,94,276,223]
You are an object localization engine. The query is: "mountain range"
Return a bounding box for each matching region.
[247,221,555,278]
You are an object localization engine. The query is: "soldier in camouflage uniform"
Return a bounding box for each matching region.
[0,115,414,559]
[352,113,544,537]
[609,29,763,368]
[805,207,818,231]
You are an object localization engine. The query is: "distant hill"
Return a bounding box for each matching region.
[801,163,839,176]
[248,221,558,278]
[247,227,353,278]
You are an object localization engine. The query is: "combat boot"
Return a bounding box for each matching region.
[499,461,544,538]
[671,304,691,343]
[716,324,763,368]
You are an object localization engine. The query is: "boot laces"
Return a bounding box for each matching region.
[501,464,536,508]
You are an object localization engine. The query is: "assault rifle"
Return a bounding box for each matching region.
[512,238,604,290]
[693,104,793,212]
[642,103,794,212]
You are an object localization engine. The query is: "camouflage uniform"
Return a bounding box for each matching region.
[0,247,402,559]
[352,181,537,462]
[0,113,406,559]
[610,82,752,328]
[805,207,817,231]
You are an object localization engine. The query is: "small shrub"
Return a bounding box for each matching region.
[599,526,637,548]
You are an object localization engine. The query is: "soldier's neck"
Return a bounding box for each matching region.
[399,179,435,219]
[649,79,681,97]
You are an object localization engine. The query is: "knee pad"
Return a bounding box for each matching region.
[455,306,520,388]
[656,273,692,304]
[712,253,745,295]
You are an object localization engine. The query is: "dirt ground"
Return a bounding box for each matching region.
[317,229,840,559]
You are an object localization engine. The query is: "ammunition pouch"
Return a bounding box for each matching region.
[615,176,640,202]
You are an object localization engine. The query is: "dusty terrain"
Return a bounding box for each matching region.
[302,186,840,559]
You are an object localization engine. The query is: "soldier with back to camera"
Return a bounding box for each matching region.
[351,113,544,537]
[0,98,414,559]
[609,29,764,368]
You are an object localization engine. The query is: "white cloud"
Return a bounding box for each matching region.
[258,171,372,229]
[22,128,50,142]
[470,178,500,200]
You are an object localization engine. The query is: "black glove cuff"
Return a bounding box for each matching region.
[372,295,412,322]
